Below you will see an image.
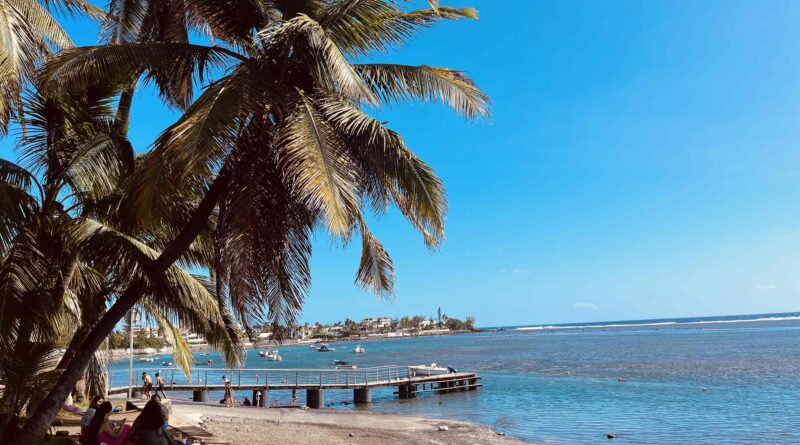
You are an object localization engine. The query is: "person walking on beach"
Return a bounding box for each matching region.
[223,375,234,408]
[154,372,167,399]
[291,389,297,406]
[141,372,152,399]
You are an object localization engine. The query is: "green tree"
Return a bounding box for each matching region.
[0,85,242,439]
[16,2,488,442]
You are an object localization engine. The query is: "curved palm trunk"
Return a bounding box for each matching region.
[11,174,229,445]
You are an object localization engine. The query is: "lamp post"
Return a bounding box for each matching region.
[127,308,140,399]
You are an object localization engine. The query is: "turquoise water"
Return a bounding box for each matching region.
[110,313,800,444]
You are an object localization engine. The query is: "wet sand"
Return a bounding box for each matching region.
[169,399,529,445]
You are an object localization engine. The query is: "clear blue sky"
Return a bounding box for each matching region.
[4,0,800,327]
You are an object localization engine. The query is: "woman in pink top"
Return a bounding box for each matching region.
[85,401,131,445]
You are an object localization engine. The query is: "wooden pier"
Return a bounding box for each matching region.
[109,366,481,408]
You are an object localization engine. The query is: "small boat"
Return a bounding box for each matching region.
[334,360,356,369]
[409,363,451,377]
[353,345,365,353]
[139,358,155,363]
[317,344,335,352]
[162,361,173,366]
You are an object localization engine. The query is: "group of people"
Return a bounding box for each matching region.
[141,372,167,399]
[80,394,188,445]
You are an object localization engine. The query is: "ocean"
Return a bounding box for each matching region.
[109,312,800,444]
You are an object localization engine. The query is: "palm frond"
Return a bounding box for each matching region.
[355,220,394,298]
[41,42,239,109]
[322,1,477,56]
[277,92,359,238]
[257,14,378,105]
[355,63,489,119]
[318,97,446,247]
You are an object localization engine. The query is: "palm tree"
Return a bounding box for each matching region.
[0,0,101,134]
[0,85,243,438]
[17,2,489,442]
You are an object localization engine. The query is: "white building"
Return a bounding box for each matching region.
[361,317,393,329]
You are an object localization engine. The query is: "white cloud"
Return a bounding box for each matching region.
[753,284,778,291]
[573,302,599,310]
[501,268,531,275]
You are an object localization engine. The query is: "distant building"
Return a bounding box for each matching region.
[361,317,392,329]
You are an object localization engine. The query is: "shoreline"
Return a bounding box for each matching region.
[110,329,481,359]
[167,399,530,445]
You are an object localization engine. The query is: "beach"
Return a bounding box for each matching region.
[168,399,526,445]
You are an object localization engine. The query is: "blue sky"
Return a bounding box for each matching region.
[4,0,800,327]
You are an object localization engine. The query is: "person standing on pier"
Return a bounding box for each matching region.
[141,372,152,399]
[154,372,167,399]
[222,376,234,408]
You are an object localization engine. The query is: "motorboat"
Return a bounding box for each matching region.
[162,361,173,366]
[334,360,356,369]
[409,363,451,377]
[259,348,281,361]
[139,358,155,363]
[353,345,365,353]
[317,344,335,352]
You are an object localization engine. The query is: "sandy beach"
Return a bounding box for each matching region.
[168,399,528,445]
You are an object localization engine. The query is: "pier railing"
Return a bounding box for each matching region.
[135,365,412,388]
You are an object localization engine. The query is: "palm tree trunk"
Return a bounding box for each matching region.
[11,173,230,445]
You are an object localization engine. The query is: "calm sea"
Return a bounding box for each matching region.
[109,312,800,444]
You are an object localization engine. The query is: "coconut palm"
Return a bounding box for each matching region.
[0,86,243,437]
[0,0,102,134]
[17,2,488,442]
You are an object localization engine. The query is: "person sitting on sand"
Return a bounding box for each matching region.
[80,395,105,440]
[129,400,178,445]
[243,397,251,406]
[86,401,131,445]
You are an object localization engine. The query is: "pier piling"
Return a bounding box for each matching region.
[354,388,371,404]
[192,389,208,402]
[306,389,324,409]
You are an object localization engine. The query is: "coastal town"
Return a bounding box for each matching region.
[109,311,478,353]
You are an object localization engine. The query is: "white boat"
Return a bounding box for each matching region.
[353,345,365,353]
[317,344,335,352]
[162,361,173,366]
[259,349,282,361]
[139,358,155,363]
[409,363,451,377]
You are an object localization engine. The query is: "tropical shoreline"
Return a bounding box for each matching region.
[109,329,480,359]
[167,398,529,445]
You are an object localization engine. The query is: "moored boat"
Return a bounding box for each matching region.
[334,360,356,369]
[162,361,173,366]
[139,357,155,363]
[409,363,451,376]
[317,344,336,352]
[353,345,365,353]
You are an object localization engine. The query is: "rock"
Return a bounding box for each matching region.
[438,425,449,431]
[607,433,616,439]
[349,433,355,437]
